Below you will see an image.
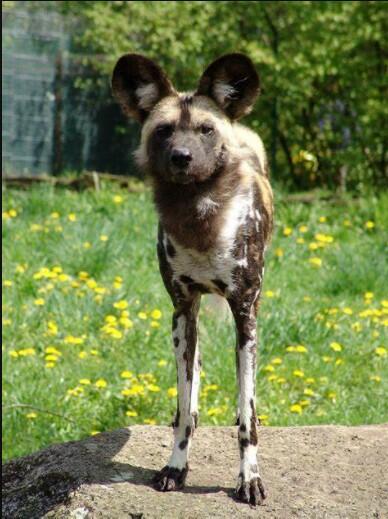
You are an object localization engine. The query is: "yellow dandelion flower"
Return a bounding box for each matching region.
[78,351,88,359]
[207,407,223,416]
[18,348,36,357]
[375,347,386,357]
[365,221,375,229]
[277,377,286,384]
[290,404,302,414]
[299,399,310,407]
[158,359,167,367]
[327,391,337,402]
[364,292,374,300]
[147,384,161,392]
[34,298,45,306]
[50,211,60,219]
[113,195,123,204]
[45,354,59,362]
[369,375,381,383]
[295,345,307,353]
[100,235,108,242]
[296,237,305,244]
[204,384,219,391]
[330,342,342,352]
[114,300,128,310]
[68,213,77,222]
[2,318,11,326]
[323,356,333,363]
[286,346,296,352]
[151,309,162,320]
[283,227,293,236]
[95,379,107,389]
[271,357,282,365]
[167,387,177,398]
[342,307,353,315]
[119,317,134,329]
[293,370,304,378]
[121,370,133,379]
[138,311,147,320]
[90,349,99,355]
[264,364,275,372]
[150,321,160,328]
[258,414,269,421]
[90,431,100,436]
[304,388,315,396]
[9,350,19,358]
[144,419,156,425]
[264,290,275,298]
[110,328,123,339]
[309,257,322,268]
[64,335,84,345]
[126,410,138,417]
[267,374,278,382]
[47,320,58,335]
[45,362,55,368]
[15,264,26,274]
[275,247,284,258]
[83,241,92,249]
[319,216,326,223]
[79,379,91,385]
[299,225,308,233]
[26,412,37,419]
[121,384,144,396]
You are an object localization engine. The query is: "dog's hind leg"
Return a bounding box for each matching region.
[229,299,266,506]
[154,295,201,491]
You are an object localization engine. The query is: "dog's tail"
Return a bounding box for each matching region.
[203,294,232,321]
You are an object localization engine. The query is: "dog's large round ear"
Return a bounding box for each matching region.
[196,53,260,120]
[111,54,176,122]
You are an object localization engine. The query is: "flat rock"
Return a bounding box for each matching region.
[2,425,388,518]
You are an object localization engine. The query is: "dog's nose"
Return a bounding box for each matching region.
[171,148,192,168]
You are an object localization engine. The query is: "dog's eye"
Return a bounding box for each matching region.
[156,124,174,138]
[200,124,214,136]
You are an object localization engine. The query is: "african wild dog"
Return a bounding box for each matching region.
[112,53,273,506]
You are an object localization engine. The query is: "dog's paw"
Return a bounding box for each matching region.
[235,475,266,506]
[153,464,188,491]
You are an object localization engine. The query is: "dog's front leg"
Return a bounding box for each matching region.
[154,296,201,491]
[230,301,266,505]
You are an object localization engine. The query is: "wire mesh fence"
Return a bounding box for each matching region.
[2,1,138,177]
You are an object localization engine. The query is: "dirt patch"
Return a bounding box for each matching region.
[2,425,387,518]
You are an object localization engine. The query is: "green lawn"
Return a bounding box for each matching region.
[2,183,387,461]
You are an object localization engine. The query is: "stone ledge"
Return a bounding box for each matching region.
[3,424,387,518]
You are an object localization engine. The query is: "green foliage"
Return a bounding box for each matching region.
[2,185,388,460]
[57,0,387,191]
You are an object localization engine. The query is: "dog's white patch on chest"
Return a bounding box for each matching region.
[196,196,219,217]
[167,188,253,293]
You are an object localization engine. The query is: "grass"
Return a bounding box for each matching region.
[2,183,387,461]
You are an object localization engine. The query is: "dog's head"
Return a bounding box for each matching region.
[112,53,259,185]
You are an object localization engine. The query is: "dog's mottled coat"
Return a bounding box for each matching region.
[112,53,273,506]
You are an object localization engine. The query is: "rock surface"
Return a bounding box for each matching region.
[3,424,388,518]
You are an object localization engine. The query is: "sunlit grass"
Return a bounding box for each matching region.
[2,184,387,460]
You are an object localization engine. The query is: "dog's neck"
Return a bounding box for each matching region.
[152,160,242,252]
